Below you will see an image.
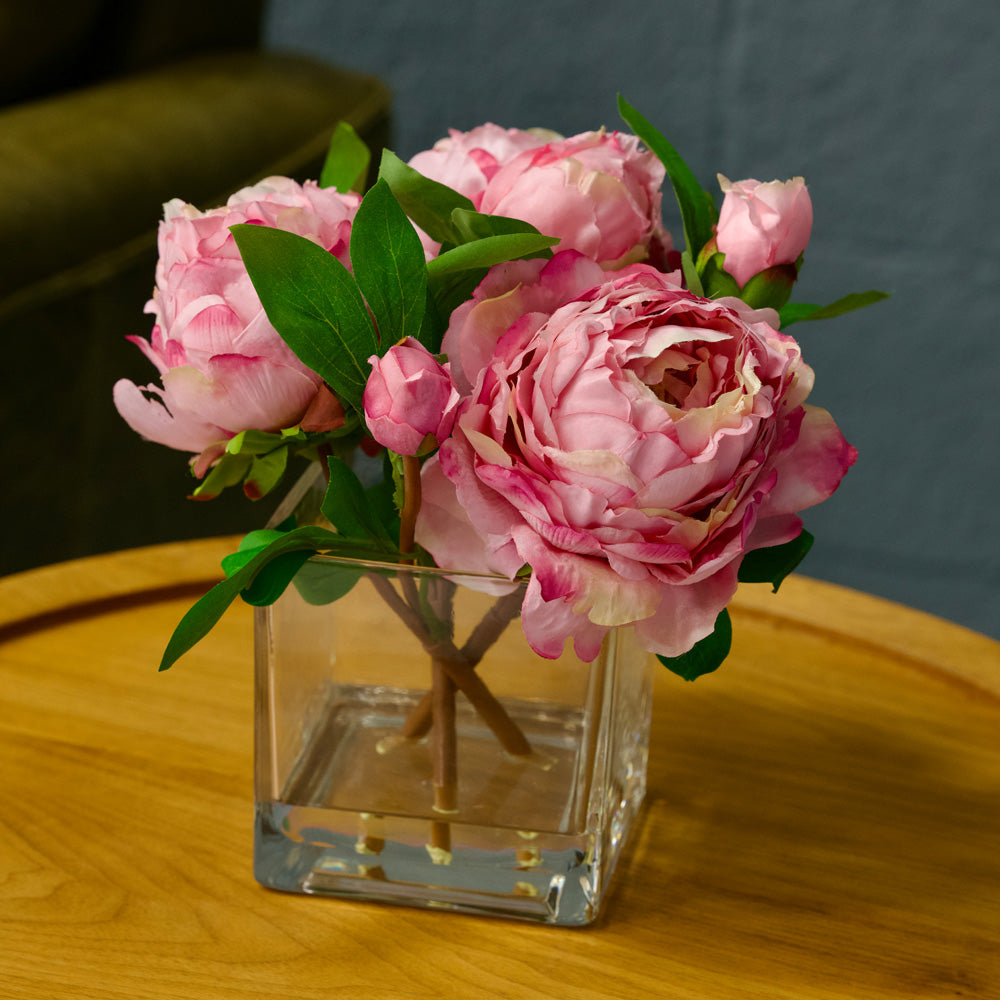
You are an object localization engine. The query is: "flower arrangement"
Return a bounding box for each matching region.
[116,97,885,681]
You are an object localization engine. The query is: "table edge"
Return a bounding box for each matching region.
[1,536,996,696]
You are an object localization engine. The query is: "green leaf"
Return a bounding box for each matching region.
[736,263,798,311]
[225,429,286,456]
[321,455,396,550]
[366,473,402,540]
[240,549,314,606]
[427,270,488,329]
[417,284,448,355]
[230,223,378,412]
[618,95,717,259]
[656,609,732,681]
[698,253,741,300]
[158,525,343,671]
[219,528,293,579]
[426,232,559,279]
[449,208,548,243]
[738,529,814,593]
[292,558,366,606]
[378,149,474,245]
[779,290,890,327]
[244,448,289,500]
[190,452,252,500]
[681,250,705,297]
[350,178,427,348]
[320,121,371,193]
[239,528,293,554]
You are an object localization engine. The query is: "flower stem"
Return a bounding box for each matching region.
[431,657,458,816]
[399,454,421,560]
[366,575,531,756]
[427,655,458,861]
[400,590,525,743]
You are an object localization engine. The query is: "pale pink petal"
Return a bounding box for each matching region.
[633,565,739,658]
[112,378,227,453]
[762,404,857,515]
[520,574,608,661]
[161,357,319,435]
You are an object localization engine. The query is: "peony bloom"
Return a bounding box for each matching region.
[441,250,610,395]
[479,130,669,268]
[714,175,813,288]
[417,253,856,661]
[408,123,558,205]
[410,127,671,268]
[363,338,460,456]
[113,177,360,475]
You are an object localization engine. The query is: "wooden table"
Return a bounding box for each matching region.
[1,538,998,999]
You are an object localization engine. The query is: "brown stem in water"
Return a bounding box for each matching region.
[400,589,525,742]
[431,657,458,816]
[367,575,531,756]
[428,655,457,860]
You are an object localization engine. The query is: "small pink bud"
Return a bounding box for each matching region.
[715,175,813,288]
[363,338,460,456]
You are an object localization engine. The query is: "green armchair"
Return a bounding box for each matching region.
[0,0,391,574]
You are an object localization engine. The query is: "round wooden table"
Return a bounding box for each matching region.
[1,539,998,999]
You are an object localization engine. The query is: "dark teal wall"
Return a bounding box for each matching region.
[264,0,1000,639]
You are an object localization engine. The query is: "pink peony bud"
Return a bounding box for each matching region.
[363,339,460,456]
[714,175,813,288]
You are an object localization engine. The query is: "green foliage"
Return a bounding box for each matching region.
[320,455,397,551]
[291,559,366,606]
[190,427,350,502]
[737,263,798,311]
[350,178,428,348]
[738,530,814,593]
[229,223,378,412]
[245,448,288,500]
[190,451,252,500]
[697,253,741,300]
[365,469,402,541]
[158,525,343,671]
[680,250,705,297]
[618,95,718,260]
[378,149,475,245]
[779,290,891,327]
[159,501,412,670]
[425,215,557,328]
[427,231,559,280]
[450,208,549,243]
[657,609,732,681]
[320,121,371,193]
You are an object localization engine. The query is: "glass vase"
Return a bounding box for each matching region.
[253,473,654,925]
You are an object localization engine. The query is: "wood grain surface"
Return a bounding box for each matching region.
[1,538,998,999]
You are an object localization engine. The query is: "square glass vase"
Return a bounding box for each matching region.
[254,472,654,925]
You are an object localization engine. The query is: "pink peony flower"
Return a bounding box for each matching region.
[408,123,558,204]
[410,127,671,268]
[479,130,669,268]
[441,250,611,395]
[113,177,360,474]
[714,175,813,288]
[363,338,460,456]
[417,254,855,661]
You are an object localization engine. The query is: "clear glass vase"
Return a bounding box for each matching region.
[253,473,654,925]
